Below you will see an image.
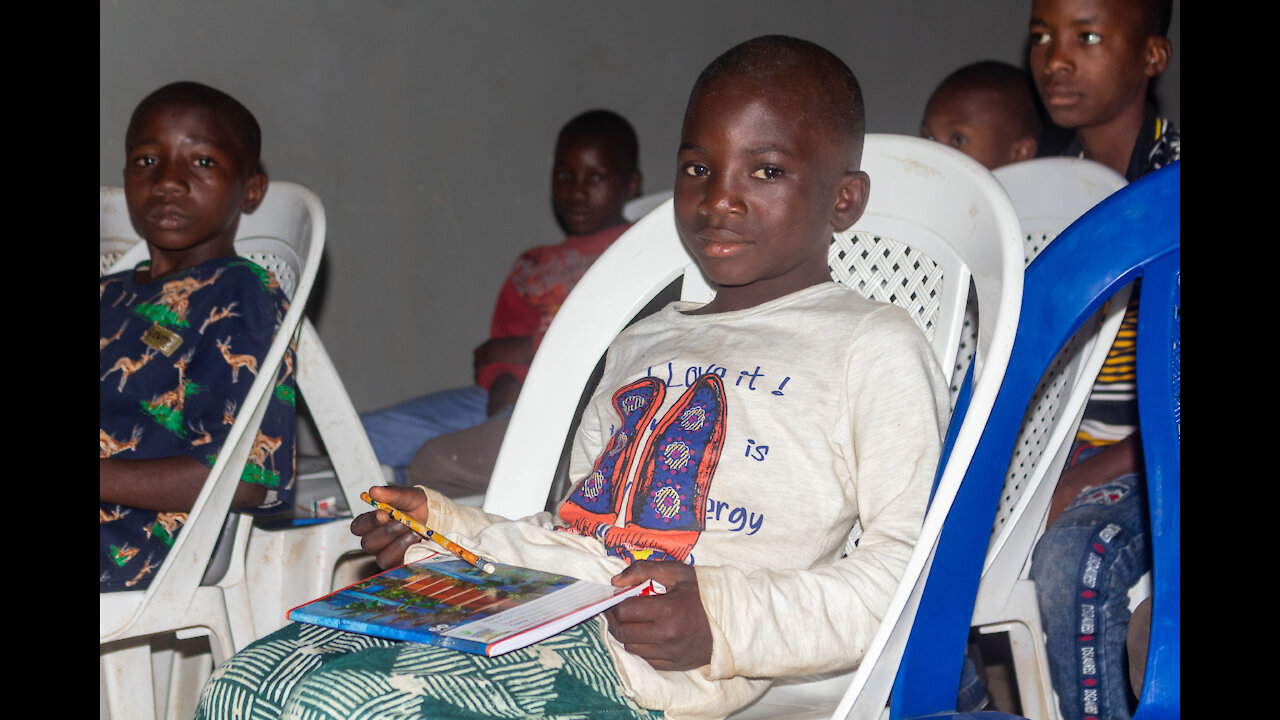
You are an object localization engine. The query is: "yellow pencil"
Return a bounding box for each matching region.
[361,492,496,574]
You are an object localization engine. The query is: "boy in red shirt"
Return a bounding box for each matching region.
[361,110,642,492]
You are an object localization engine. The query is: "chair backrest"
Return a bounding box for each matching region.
[887,163,1179,719]
[483,134,1026,719]
[485,134,1023,519]
[623,190,673,223]
[976,159,1127,589]
[99,182,325,648]
[996,157,1129,266]
[946,158,1128,397]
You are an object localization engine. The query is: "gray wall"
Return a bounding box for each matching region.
[101,1,1180,452]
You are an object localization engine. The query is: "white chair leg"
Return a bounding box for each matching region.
[975,580,1061,720]
[165,636,215,720]
[102,638,157,720]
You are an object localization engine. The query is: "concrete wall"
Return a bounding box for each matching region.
[100,1,1180,450]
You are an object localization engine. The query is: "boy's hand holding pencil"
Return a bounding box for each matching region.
[360,491,496,574]
[350,485,435,570]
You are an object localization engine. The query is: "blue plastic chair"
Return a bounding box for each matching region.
[883,162,1179,720]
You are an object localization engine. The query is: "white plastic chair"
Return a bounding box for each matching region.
[624,189,673,222]
[483,134,1025,720]
[99,182,325,720]
[965,158,1127,720]
[234,194,684,643]
[240,322,388,640]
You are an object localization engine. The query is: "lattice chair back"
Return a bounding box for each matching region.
[99,182,325,720]
[886,162,1178,720]
[948,158,1127,399]
[481,134,1025,720]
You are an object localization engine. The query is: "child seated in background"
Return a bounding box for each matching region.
[1026,0,1178,717]
[100,81,295,592]
[360,109,643,494]
[197,35,949,720]
[920,60,1040,170]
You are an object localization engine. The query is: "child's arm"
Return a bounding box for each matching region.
[473,336,534,415]
[100,456,267,511]
[474,249,544,391]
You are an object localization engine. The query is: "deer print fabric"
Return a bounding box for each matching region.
[100,255,296,592]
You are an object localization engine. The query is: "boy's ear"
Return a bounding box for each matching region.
[1010,137,1038,164]
[242,172,269,215]
[1143,36,1172,78]
[831,171,870,232]
[628,170,643,201]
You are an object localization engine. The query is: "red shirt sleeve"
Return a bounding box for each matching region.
[477,253,540,391]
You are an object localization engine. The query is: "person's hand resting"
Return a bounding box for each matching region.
[473,336,534,379]
[485,373,522,416]
[605,560,713,671]
[349,485,430,569]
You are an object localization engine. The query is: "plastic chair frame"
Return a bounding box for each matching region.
[967,158,1127,719]
[887,163,1179,720]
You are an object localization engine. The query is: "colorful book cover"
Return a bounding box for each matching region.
[288,553,662,656]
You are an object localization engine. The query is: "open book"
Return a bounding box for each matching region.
[288,552,664,657]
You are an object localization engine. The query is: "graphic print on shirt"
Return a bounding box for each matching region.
[561,376,665,531]
[561,373,726,563]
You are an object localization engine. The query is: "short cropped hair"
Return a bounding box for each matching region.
[690,35,865,165]
[556,109,640,173]
[934,61,1041,141]
[127,81,263,174]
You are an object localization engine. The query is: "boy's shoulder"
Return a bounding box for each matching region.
[617,281,921,344]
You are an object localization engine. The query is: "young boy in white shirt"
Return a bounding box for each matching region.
[199,35,949,720]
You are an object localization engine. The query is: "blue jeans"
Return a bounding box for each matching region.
[360,385,511,484]
[1030,449,1150,720]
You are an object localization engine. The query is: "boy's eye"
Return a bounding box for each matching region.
[950,134,967,147]
[750,166,784,180]
[1029,31,1050,46]
[194,157,216,168]
[1079,31,1102,45]
[682,163,709,177]
[131,156,155,168]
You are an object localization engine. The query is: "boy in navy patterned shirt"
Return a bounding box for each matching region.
[100,81,295,592]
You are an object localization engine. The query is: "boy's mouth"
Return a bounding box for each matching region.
[1040,85,1083,108]
[148,205,189,230]
[696,230,750,257]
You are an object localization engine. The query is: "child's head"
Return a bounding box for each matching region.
[1029,0,1172,133]
[921,61,1040,170]
[551,110,642,237]
[674,35,869,313]
[124,81,268,275]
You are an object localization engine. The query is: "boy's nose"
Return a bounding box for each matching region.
[1041,40,1073,74]
[699,175,744,218]
[153,162,188,195]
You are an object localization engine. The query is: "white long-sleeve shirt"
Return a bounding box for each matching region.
[408,281,949,719]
